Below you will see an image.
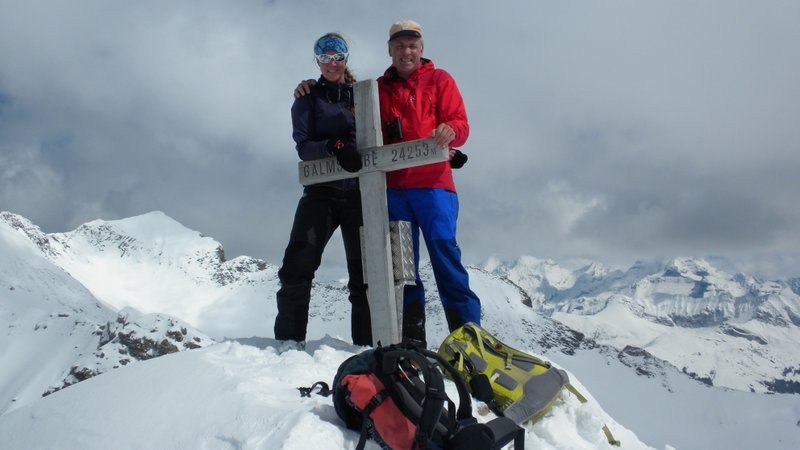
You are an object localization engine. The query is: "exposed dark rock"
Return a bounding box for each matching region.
[787,308,800,327]
[41,311,214,398]
[762,379,800,394]
[788,278,800,296]
[681,367,714,386]
[669,309,727,327]
[618,346,670,381]
[690,280,710,298]
[166,329,185,342]
[720,325,768,345]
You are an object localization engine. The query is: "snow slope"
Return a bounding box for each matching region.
[2,211,799,449]
[0,337,658,450]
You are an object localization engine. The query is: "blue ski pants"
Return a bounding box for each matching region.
[387,188,481,331]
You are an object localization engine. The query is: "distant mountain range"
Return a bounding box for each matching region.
[480,254,800,393]
[2,209,798,416]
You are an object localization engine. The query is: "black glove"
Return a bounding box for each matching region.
[327,138,362,173]
[450,149,468,169]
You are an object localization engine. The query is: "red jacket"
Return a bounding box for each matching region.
[378,59,469,192]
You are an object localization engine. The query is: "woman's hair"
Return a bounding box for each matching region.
[343,66,356,84]
[315,32,356,84]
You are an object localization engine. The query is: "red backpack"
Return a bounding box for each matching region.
[328,343,525,450]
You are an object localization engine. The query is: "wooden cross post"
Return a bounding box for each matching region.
[298,79,448,346]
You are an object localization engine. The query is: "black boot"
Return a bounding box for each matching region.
[402,301,427,348]
[444,307,467,333]
[351,300,372,346]
[274,281,312,342]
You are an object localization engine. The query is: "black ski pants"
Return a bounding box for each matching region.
[274,186,372,346]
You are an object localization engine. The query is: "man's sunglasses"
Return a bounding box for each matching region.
[315,52,348,64]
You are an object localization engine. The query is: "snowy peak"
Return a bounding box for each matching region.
[495,254,800,328]
[0,212,60,258]
[1,216,215,414]
[488,255,800,393]
[51,211,227,275]
[13,211,273,318]
[480,255,578,308]
[3,210,279,341]
[624,257,799,329]
[1,210,228,271]
[0,212,107,318]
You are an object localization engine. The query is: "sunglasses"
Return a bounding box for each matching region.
[315,52,348,64]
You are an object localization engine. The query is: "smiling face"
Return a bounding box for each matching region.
[388,36,423,79]
[318,50,347,84]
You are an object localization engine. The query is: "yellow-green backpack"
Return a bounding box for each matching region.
[438,323,620,446]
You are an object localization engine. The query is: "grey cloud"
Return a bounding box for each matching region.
[1,0,798,279]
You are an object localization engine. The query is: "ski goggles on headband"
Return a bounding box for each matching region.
[315,52,349,64]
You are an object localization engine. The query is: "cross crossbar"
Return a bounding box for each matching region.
[298,138,447,186]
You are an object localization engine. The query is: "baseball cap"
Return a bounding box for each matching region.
[389,19,423,41]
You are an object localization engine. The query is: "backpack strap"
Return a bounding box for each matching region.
[297,381,332,397]
[563,383,621,446]
[485,416,525,450]
[375,344,527,450]
[378,348,450,446]
[413,347,526,449]
[415,347,474,420]
[469,373,506,417]
[354,389,390,450]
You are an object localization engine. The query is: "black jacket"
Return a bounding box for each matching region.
[291,77,357,190]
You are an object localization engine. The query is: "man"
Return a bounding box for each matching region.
[377,19,480,347]
[294,20,480,347]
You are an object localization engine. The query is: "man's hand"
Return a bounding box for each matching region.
[432,123,456,148]
[449,149,468,169]
[294,79,317,98]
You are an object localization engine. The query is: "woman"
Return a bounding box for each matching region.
[274,32,370,349]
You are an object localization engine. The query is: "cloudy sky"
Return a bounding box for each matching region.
[2,0,798,279]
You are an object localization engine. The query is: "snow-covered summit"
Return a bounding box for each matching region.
[2,211,799,449]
